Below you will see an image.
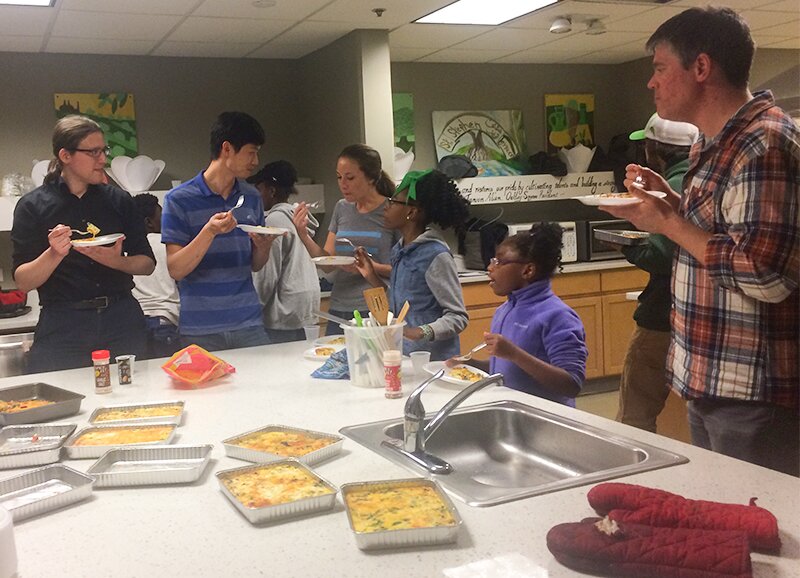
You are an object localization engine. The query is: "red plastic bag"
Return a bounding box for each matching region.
[161,344,235,387]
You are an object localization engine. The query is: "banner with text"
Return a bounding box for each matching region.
[455,172,617,205]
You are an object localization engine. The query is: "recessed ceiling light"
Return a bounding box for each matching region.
[416,0,558,26]
[0,0,54,5]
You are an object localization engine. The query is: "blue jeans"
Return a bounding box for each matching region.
[688,398,799,477]
[181,325,271,352]
[145,316,181,360]
[27,295,147,374]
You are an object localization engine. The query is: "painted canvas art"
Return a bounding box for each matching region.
[544,94,594,155]
[393,93,415,154]
[54,92,137,159]
[432,110,528,176]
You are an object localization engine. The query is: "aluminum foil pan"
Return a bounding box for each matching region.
[0,463,94,522]
[87,444,212,487]
[0,383,85,426]
[222,424,343,465]
[0,423,77,470]
[88,400,185,426]
[216,459,337,525]
[341,478,462,550]
[64,422,177,459]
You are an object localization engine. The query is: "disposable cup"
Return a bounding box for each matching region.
[409,351,431,377]
[303,325,321,342]
[343,323,405,388]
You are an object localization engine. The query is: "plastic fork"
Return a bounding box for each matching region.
[337,237,373,257]
[453,342,487,362]
[229,195,245,212]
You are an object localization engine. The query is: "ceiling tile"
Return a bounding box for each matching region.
[168,16,292,43]
[741,10,800,30]
[0,35,43,53]
[565,48,651,64]
[389,46,439,62]
[492,48,585,64]
[757,36,800,49]
[417,47,516,63]
[0,6,52,36]
[672,0,774,9]
[311,0,453,27]
[757,1,800,12]
[270,21,352,46]
[453,28,546,51]
[60,0,199,16]
[45,36,157,55]
[389,24,489,49]
[51,10,182,40]
[152,41,261,58]
[246,43,318,59]
[194,0,330,20]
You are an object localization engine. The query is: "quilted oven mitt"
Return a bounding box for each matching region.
[547,516,752,578]
[587,483,780,552]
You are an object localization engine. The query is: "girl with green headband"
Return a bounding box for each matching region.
[354,169,470,360]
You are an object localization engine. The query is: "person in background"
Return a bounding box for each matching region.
[248,161,320,343]
[11,115,154,372]
[604,7,799,476]
[448,224,587,406]
[161,111,277,352]
[354,170,470,360]
[131,193,181,359]
[292,144,399,335]
[615,114,697,432]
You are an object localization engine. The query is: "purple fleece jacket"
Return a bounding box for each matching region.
[490,278,587,406]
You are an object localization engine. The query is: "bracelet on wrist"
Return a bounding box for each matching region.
[420,324,434,342]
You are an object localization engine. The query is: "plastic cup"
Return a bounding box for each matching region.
[116,354,135,385]
[343,323,405,388]
[303,325,321,342]
[409,351,431,377]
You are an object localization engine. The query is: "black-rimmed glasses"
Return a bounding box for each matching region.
[489,257,530,267]
[73,145,111,158]
[386,197,417,207]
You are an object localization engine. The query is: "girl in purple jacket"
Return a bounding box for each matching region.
[448,223,587,406]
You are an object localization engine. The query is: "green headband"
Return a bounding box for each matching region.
[396,169,433,201]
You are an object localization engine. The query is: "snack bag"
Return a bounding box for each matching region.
[161,344,235,387]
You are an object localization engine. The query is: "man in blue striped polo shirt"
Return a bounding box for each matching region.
[161,112,277,351]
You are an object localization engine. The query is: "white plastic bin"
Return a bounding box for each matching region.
[343,323,404,388]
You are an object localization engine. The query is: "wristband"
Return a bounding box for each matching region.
[420,324,434,342]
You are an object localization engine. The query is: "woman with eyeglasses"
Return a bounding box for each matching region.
[447,223,587,406]
[292,144,399,335]
[11,115,155,373]
[354,169,470,360]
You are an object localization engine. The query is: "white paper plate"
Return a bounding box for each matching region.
[573,191,667,206]
[423,361,489,386]
[312,256,355,266]
[303,345,344,361]
[313,335,347,347]
[237,224,288,235]
[71,233,124,247]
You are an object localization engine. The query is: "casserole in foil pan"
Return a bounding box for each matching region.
[0,383,85,426]
[341,478,462,550]
[222,424,343,465]
[64,422,177,459]
[216,459,337,525]
[0,423,76,470]
[0,463,94,522]
[87,444,212,487]
[88,400,185,426]
[593,229,650,246]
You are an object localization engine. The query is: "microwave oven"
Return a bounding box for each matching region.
[506,222,577,263]
[576,220,636,261]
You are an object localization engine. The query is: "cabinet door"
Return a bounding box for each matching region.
[460,306,496,360]
[601,293,638,376]
[563,296,603,379]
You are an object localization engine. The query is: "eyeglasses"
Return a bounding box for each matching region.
[489,257,530,267]
[386,197,417,207]
[73,145,111,158]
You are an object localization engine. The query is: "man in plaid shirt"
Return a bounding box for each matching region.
[606,7,799,476]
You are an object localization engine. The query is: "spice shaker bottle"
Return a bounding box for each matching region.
[92,349,112,394]
[383,350,402,399]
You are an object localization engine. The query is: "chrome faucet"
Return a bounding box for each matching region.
[383,370,504,474]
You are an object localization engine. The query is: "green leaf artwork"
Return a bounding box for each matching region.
[54,92,138,161]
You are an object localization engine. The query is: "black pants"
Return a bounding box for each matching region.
[26,295,147,374]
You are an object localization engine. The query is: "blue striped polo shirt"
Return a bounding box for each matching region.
[161,171,265,336]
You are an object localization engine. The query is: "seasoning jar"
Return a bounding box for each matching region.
[383,350,402,399]
[92,350,112,394]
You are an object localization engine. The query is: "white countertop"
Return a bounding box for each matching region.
[4,341,798,577]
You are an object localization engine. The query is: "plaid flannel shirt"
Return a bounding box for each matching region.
[669,91,800,410]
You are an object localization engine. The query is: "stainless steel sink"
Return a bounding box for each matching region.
[340,400,688,507]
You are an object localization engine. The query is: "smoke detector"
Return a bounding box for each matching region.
[549,17,572,34]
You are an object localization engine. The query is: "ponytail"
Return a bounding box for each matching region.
[44,115,102,187]
[374,170,396,198]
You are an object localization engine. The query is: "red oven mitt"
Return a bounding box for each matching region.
[587,483,781,552]
[547,517,752,578]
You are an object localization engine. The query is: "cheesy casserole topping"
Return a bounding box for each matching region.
[233,430,336,457]
[0,399,54,413]
[314,347,336,357]
[222,463,333,508]
[345,485,456,533]
[73,426,173,446]
[448,367,482,383]
[94,404,183,422]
